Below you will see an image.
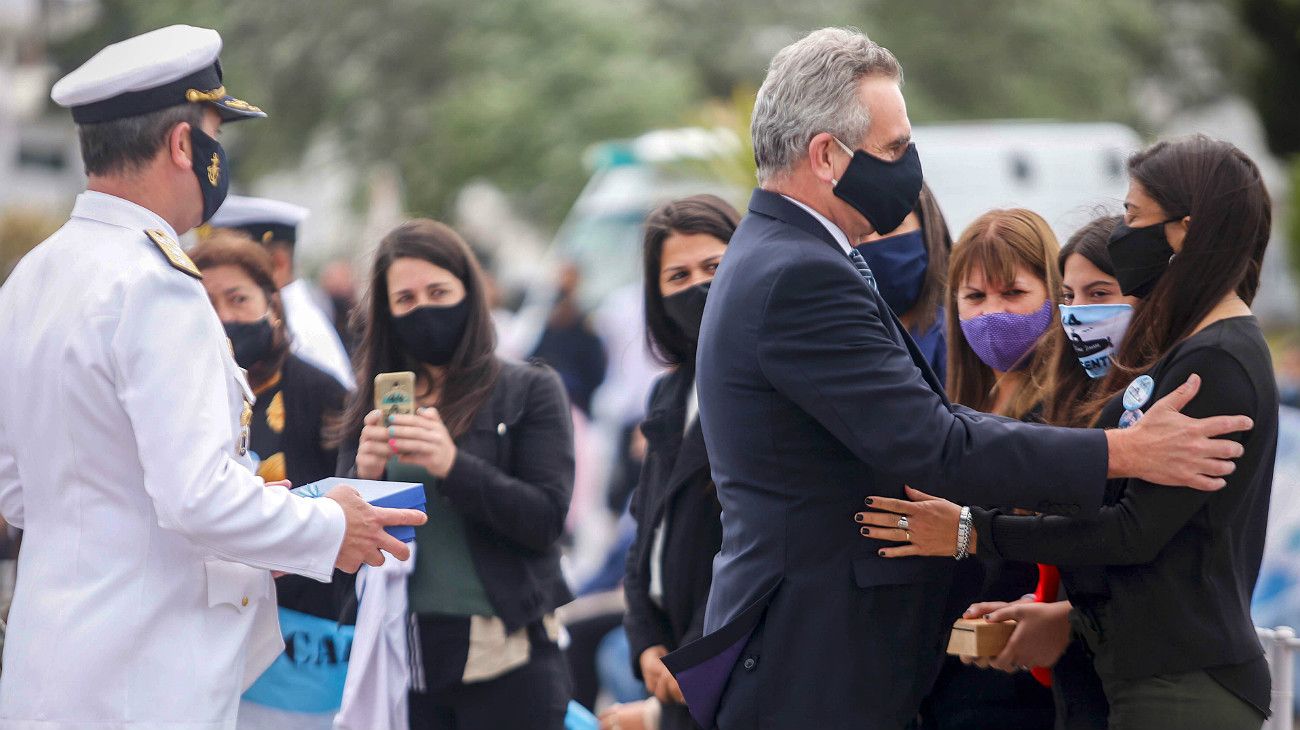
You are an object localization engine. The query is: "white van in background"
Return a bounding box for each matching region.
[912,121,1141,238]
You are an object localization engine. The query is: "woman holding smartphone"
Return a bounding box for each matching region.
[858,135,1276,730]
[337,219,575,730]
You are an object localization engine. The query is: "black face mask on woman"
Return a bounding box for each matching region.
[392,301,470,366]
[663,281,711,342]
[1107,217,1182,297]
[223,317,274,369]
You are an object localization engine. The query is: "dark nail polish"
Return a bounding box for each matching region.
[878,549,885,557]
[860,527,870,536]
[854,514,865,523]
[864,497,873,506]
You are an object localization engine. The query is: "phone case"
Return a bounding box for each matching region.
[374,371,416,417]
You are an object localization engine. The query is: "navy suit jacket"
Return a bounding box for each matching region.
[662,190,1108,730]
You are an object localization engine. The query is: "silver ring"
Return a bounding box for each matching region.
[897,516,910,531]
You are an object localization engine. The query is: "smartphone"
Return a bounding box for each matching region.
[374,371,416,419]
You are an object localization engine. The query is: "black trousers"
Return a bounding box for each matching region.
[408,641,572,730]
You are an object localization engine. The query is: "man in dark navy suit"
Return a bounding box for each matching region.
[661,27,1255,730]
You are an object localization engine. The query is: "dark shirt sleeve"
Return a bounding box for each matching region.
[972,347,1256,566]
[623,453,672,677]
[439,367,575,553]
[623,379,673,676]
[755,255,1108,514]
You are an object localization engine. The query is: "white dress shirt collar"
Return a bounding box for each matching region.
[71,191,178,240]
[780,194,853,256]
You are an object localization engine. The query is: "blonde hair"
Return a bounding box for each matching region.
[945,209,1063,418]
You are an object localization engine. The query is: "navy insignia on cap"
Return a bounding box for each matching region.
[51,25,266,124]
[144,229,202,279]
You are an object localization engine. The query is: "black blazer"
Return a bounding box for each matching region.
[624,365,723,679]
[662,190,1110,730]
[280,354,346,488]
[266,355,351,621]
[338,358,575,632]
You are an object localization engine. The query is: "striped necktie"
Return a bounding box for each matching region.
[848,247,878,292]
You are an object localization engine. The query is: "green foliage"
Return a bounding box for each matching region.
[49,0,1259,231]
[1234,0,1300,156]
[0,210,63,283]
[55,0,700,227]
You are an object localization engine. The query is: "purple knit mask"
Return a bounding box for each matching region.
[959,299,1053,373]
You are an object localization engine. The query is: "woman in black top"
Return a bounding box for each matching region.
[600,195,738,730]
[337,219,575,730]
[191,232,354,718]
[859,135,1275,730]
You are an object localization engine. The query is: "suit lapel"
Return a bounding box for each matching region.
[654,417,710,512]
[747,188,949,402]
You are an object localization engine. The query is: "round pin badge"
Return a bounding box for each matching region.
[1118,408,1143,429]
[1123,375,1155,411]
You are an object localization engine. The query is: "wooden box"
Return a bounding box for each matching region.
[946,618,1017,657]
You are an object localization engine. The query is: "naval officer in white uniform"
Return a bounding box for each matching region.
[207,195,357,389]
[0,25,425,729]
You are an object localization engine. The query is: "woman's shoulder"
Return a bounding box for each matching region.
[1164,316,1269,374]
[492,357,567,401]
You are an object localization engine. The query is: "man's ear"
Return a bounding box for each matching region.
[807,132,843,185]
[168,121,193,171]
[272,246,293,278]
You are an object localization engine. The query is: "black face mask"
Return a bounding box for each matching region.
[224,317,274,369]
[190,127,230,224]
[1107,218,1181,297]
[663,281,711,342]
[392,301,470,366]
[832,140,924,236]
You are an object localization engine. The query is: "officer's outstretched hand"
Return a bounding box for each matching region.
[326,485,427,572]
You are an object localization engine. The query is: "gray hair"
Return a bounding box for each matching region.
[77,103,206,177]
[751,27,902,185]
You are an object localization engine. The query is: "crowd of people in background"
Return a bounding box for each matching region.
[0,20,1289,730]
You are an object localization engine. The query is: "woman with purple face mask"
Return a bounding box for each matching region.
[917,208,1062,730]
[947,208,1062,418]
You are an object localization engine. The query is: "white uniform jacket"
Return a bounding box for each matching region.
[280,279,355,390]
[0,192,347,729]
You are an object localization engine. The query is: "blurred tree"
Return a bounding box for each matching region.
[47,0,1259,232]
[1235,0,1300,157]
[51,0,701,227]
[0,210,63,284]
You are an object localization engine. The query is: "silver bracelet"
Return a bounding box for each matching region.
[954,506,972,561]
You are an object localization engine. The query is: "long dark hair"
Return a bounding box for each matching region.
[340,219,500,442]
[1043,215,1123,427]
[1089,135,1271,412]
[909,182,953,333]
[642,194,741,367]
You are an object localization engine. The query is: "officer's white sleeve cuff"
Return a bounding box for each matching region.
[304,495,347,582]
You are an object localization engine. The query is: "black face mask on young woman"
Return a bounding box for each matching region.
[1107,217,1182,297]
[663,281,711,342]
[223,317,274,369]
[392,300,470,366]
[832,138,924,236]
